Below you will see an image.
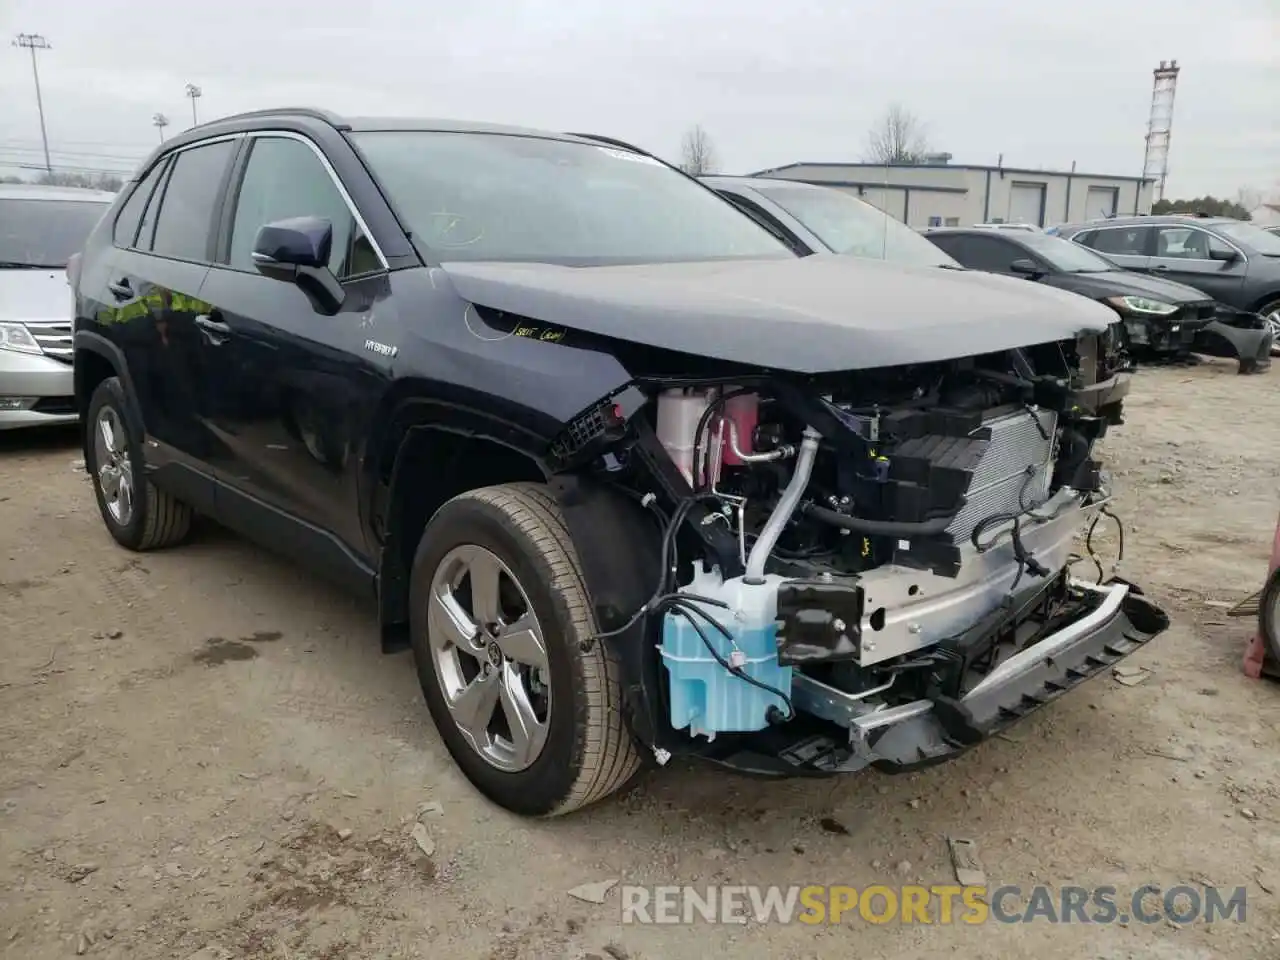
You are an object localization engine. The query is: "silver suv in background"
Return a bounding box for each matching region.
[1051,215,1280,352]
[0,183,113,429]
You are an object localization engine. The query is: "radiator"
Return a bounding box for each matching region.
[945,407,1058,540]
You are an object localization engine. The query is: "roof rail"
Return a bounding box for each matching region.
[564,132,657,159]
[195,106,350,131]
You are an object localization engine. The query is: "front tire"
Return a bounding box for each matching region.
[86,377,192,551]
[409,483,641,816]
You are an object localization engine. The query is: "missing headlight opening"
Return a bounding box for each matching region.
[568,328,1166,775]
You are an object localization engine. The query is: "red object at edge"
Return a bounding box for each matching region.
[1243,509,1280,679]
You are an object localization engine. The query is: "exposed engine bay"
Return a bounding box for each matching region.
[553,327,1164,773]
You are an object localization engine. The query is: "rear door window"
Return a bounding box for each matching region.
[148,140,237,262]
[112,161,168,248]
[931,234,1020,272]
[1086,226,1152,257]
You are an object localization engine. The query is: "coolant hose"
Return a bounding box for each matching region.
[803,502,953,537]
[744,426,821,584]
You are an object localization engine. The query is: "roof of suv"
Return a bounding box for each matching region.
[165,106,615,151]
[0,183,117,203]
[1059,214,1239,231]
[124,107,662,185]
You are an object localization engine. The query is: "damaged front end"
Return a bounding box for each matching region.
[551,325,1168,777]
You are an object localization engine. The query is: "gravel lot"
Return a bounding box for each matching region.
[3,358,1280,960]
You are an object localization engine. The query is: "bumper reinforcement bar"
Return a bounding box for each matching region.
[788,578,1169,772]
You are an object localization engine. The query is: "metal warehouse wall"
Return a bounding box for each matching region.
[757,163,1154,230]
[982,173,1153,228]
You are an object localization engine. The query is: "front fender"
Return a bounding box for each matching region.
[549,473,668,750]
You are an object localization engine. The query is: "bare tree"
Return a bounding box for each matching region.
[865,104,930,165]
[1236,185,1263,216]
[679,125,718,176]
[33,170,124,191]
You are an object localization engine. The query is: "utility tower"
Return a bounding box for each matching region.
[12,33,52,173]
[1142,60,1180,204]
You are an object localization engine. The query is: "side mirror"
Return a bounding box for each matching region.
[1209,246,1239,263]
[251,216,345,315]
[1010,258,1043,277]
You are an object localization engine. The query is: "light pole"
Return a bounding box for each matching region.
[12,33,52,173]
[184,83,202,127]
[153,113,170,143]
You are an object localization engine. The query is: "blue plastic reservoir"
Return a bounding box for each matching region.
[660,563,793,738]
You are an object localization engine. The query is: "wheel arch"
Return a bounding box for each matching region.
[1249,290,1280,315]
[370,382,667,746]
[73,331,144,469]
[375,420,548,651]
[373,419,666,750]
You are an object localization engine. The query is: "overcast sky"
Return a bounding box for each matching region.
[2,0,1276,200]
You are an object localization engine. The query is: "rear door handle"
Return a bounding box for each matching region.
[1152,264,1170,271]
[107,279,132,300]
[195,314,232,344]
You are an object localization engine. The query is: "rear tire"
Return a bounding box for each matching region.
[409,482,641,816]
[86,377,192,551]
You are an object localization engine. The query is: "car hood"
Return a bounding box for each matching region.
[438,255,1116,373]
[0,267,70,321]
[1047,269,1212,305]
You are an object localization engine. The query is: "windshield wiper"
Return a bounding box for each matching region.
[0,260,62,269]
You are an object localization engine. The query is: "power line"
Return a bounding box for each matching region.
[2,161,128,178]
[0,136,154,149]
[0,143,145,164]
[12,33,52,173]
[0,139,153,158]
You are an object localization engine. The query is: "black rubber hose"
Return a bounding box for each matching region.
[802,502,953,537]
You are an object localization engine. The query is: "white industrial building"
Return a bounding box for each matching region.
[748,155,1155,230]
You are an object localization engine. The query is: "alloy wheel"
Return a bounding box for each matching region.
[1266,306,1280,355]
[94,406,134,526]
[426,544,552,772]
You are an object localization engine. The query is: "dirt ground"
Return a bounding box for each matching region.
[3,358,1280,960]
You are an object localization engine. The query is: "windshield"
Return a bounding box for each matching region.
[0,198,109,268]
[351,132,791,265]
[1215,221,1280,256]
[1013,231,1118,272]
[747,182,956,266]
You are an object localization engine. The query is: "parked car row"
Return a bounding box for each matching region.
[705,175,1276,371]
[1049,215,1280,356]
[924,227,1272,372]
[5,173,1273,437]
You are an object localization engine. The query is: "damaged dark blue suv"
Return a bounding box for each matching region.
[70,108,1168,816]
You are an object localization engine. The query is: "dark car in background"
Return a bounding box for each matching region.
[923,227,1272,372]
[1051,215,1280,355]
[701,175,959,266]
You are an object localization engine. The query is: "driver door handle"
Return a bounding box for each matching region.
[195,314,232,344]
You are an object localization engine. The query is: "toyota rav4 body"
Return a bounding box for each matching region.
[70,109,1167,816]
